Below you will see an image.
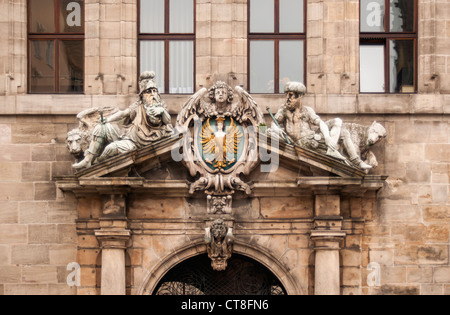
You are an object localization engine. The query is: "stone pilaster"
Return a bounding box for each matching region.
[311,193,345,295]
[311,230,345,295]
[95,219,131,295]
[95,192,130,295]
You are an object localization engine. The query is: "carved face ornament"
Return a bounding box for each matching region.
[285,92,302,111]
[212,222,227,242]
[142,88,160,105]
[215,87,228,104]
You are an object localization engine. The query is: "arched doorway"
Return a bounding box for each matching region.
[152,254,286,295]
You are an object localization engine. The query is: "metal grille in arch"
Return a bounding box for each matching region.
[153,254,286,296]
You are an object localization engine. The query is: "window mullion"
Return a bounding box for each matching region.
[384,0,389,32]
[165,0,170,34]
[385,39,389,93]
[54,0,59,34]
[274,40,279,93]
[165,40,170,94]
[274,0,280,34]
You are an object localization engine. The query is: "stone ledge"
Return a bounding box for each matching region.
[1,93,448,116]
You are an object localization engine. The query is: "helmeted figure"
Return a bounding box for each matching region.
[73,71,173,170]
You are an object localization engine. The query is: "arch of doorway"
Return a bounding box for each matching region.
[136,240,304,295]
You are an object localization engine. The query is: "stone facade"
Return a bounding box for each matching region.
[0,0,449,295]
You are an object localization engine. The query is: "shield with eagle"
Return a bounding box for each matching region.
[197,117,245,172]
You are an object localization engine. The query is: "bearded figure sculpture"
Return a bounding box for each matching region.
[205,219,234,271]
[72,71,173,170]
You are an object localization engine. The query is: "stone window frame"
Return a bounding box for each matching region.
[138,0,196,95]
[27,0,85,94]
[359,0,418,94]
[247,0,307,94]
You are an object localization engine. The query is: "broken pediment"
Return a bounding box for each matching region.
[57,131,386,197]
[59,77,387,215]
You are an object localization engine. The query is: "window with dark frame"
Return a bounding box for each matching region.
[248,0,306,94]
[360,0,417,94]
[138,0,195,94]
[28,0,84,94]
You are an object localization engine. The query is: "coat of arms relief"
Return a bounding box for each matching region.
[176,81,264,215]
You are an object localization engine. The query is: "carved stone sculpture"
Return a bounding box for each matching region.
[72,72,173,170]
[270,82,386,170]
[341,121,387,169]
[177,81,263,201]
[205,219,234,271]
[66,106,119,161]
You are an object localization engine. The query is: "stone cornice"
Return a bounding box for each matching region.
[1,94,448,116]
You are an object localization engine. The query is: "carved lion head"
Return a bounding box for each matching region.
[66,129,91,159]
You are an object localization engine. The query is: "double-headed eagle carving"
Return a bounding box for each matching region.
[201,117,243,169]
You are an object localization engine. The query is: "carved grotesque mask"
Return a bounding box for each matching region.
[211,221,227,242]
[206,219,234,271]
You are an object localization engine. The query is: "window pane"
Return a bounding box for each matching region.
[390,0,415,32]
[280,0,304,33]
[140,41,165,92]
[389,40,414,93]
[250,0,274,33]
[59,40,84,93]
[250,41,274,93]
[169,41,194,94]
[30,40,56,93]
[60,0,84,33]
[29,0,55,33]
[170,0,194,33]
[140,0,165,33]
[279,40,304,91]
[360,45,385,92]
[360,0,385,32]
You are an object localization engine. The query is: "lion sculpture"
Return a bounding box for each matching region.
[66,106,119,162]
[341,121,387,169]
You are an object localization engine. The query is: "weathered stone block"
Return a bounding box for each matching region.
[315,195,340,217]
[11,245,50,265]
[395,245,448,265]
[434,267,450,283]
[34,183,57,201]
[22,162,51,182]
[0,201,18,224]
[260,197,313,219]
[49,245,77,265]
[407,267,433,283]
[31,145,56,161]
[22,266,58,284]
[378,285,419,295]
[0,266,21,283]
[11,124,56,144]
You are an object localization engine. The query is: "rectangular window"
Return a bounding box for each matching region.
[139,0,195,94]
[360,0,417,93]
[28,0,84,94]
[248,0,306,93]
